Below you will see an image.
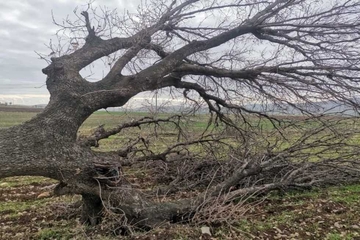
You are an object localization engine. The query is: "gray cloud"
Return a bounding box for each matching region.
[0,0,136,105]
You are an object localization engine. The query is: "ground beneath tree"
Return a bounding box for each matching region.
[1,176,360,239]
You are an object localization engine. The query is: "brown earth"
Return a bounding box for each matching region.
[1,175,360,239]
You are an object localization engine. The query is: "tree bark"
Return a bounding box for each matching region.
[0,86,192,226]
[81,194,103,225]
[0,104,91,179]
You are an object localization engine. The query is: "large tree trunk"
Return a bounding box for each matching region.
[0,96,190,227]
[0,96,106,220]
[0,104,91,179]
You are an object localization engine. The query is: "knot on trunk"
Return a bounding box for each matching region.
[42,62,64,75]
[94,162,128,187]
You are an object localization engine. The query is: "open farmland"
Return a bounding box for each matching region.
[1,108,360,239]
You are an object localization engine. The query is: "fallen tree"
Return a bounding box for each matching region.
[2,0,360,231]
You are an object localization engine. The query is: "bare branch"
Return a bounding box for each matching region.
[79,115,181,147]
[81,11,96,38]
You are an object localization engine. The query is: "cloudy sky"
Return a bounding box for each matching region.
[0,0,142,105]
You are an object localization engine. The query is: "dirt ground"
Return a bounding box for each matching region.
[1,176,360,240]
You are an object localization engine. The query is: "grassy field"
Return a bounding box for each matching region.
[1,110,360,239]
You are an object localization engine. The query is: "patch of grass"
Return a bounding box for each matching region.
[36,227,75,240]
[236,219,253,232]
[268,188,321,202]
[328,184,360,204]
[331,194,359,204]
[0,111,38,128]
[326,232,355,240]
[0,176,56,188]
[0,199,51,216]
[270,210,297,224]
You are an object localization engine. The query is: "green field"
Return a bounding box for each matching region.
[1,110,360,239]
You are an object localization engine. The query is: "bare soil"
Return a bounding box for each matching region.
[1,176,360,240]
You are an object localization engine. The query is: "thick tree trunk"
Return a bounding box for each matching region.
[0,94,109,216]
[81,194,103,225]
[0,97,191,227]
[0,102,118,225]
[0,100,93,179]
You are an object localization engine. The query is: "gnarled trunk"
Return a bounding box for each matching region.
[0,104,91,179]
[0,91,190,227]
[0,91,109,223]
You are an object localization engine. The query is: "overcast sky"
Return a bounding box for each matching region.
[0,0,141,105]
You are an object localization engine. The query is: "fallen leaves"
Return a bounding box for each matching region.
[37,192,52,199]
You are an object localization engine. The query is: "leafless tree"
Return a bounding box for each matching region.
[2,0,360,230]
